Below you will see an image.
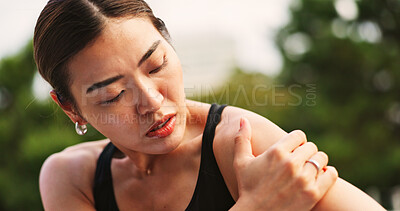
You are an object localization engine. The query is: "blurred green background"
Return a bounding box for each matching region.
[0,0,399,210]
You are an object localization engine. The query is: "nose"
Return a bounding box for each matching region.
[136,86,164,116]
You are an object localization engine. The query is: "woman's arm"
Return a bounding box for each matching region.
[214,106,385,210]
[229,118,338,210]
[313,178,385,211]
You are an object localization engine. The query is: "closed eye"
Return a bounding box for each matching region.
[101,90,125,105]
[149,56,168,74]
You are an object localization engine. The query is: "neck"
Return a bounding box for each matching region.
[115,100,208,176]
[128,151,158,176]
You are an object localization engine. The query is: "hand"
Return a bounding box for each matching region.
[230,118,338,211]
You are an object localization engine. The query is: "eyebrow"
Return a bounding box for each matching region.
[86,40,161,94]
[138,40,161,67]
[86,75,124,94]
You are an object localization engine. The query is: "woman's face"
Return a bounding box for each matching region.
[67,18,187,154]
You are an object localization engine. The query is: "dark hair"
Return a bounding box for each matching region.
[33,0,170,109]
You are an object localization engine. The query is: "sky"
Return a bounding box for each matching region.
[0,0,48,58]
[0,0,293,98]
[146,0,292,73]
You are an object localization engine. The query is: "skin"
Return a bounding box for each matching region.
[40,17,385,210]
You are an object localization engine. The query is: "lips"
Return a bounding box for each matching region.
[146,114,176,138]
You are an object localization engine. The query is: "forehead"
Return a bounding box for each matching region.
[68,17,162,92]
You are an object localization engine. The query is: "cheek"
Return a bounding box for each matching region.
[85,109,139,135]
[160,59,184,99]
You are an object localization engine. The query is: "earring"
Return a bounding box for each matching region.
[75,122,87,135]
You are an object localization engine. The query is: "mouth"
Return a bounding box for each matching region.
[146,113,176,138]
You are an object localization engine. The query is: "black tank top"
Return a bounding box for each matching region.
[93,104,235,210]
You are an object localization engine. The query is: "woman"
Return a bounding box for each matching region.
[35,0,384,210]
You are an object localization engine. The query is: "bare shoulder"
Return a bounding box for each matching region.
[213,105,288,200]
[39,139,110,210]
[213,106,385,210]
[216,105,287,155]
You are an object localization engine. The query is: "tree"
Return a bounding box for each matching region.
[274,0,400,208]
[194,0,400,208]
[0,41,104,210]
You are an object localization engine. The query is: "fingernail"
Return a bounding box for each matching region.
[239,118,244,130]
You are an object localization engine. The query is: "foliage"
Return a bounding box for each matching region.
[0,41,104,210]
[0,0,399,209]
[194,0,400,208]
[275,0,400,194]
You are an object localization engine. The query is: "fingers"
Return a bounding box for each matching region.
[276,130,308,153]
[315,166,339,194]
[233,118,254,167]
[292,142,318,164]
[303,151,329,178]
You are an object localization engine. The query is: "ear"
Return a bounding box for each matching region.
[50,90,88,125]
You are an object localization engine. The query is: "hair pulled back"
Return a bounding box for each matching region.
[33,0,170,107]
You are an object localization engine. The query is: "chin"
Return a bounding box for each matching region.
[146,136,182,155]
[145,123,185,155]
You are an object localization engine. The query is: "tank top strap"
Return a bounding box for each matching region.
[93,103,232,211]
[185,103,233,211]
[199,103,227,175]
[93,142,119,211]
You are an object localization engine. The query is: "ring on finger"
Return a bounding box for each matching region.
[306,159,321,172]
